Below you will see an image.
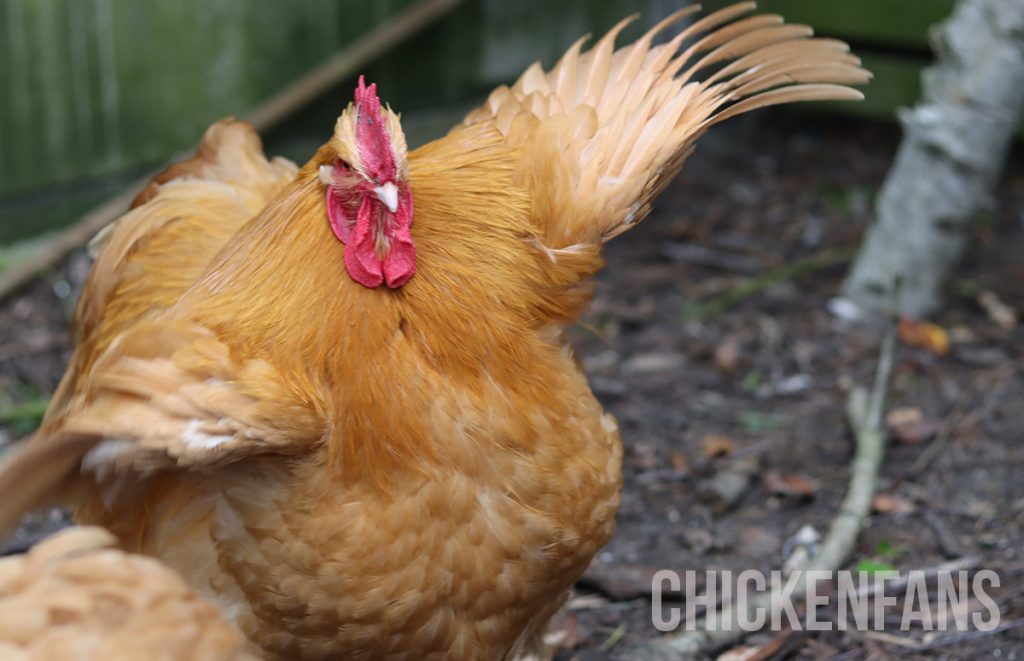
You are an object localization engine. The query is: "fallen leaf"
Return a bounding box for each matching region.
[892,420,940,444]
[886,407,939,444]
[717,629,794,661]
[763,471,818,498]
[714,334,743,376]
[542,609,579,651]
[669,450,690,474]
[717,646,761,661]
[702,434,736,458]
[886,407,923,427]
[621,352,686,375]
[873,493,916,514]
[898,318,950,355]
[978,290,1018,331]
[566,594,607,611]
[948,325,977,343]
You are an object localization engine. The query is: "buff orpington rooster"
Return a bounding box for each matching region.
[0,3,869,658]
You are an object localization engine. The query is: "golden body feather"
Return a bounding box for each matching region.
[0,527,256,660]
[0,4,868,658]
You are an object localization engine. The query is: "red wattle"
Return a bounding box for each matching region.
[383,226,416,288]
[343,197,384,288]
[325,165,415,289]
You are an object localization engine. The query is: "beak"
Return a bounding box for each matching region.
[373,182,399,213]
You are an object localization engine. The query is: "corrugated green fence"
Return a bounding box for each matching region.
[0,0,423,198]
[0,0,955,245]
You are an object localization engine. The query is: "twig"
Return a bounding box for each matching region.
[851,629,922,648]
[0,0,464,301]
[921,510,969,559]
[686,246,854,319]
[914,618,1024,651]
[649,325,897,659]
[599,623,628,652]
[852,617,1024,653]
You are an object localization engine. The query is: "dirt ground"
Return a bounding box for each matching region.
[1,112,1022,659]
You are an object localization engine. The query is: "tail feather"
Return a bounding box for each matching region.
[461,1,872,249]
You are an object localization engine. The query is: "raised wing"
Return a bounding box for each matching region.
[0,122,319,537]
[45,120,296,427]
[70,120,296,384]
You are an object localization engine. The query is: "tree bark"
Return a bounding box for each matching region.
[841,0,1024,319]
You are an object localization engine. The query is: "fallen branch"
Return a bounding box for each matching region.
[648,325,897,659]
[0,0,464,301]
[914,618,1024,652]
[850,616,1024,653]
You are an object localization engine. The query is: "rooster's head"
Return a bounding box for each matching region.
[321,76,413,289]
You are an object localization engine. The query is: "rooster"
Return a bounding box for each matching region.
[0,3,868,658]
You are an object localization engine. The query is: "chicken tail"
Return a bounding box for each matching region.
[0,434,100,542]
[466,2,871,249]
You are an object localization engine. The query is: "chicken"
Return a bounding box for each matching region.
[0,3,869,658]
[0,526,256,660]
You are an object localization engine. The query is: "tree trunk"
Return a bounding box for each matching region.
[841,0,1024,319]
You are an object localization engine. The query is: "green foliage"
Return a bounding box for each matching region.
[855,559,897,575]
[0,382,50,436]
[738,410,780,434]
[855,539,905,575]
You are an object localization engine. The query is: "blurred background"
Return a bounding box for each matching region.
[0,0,952,249]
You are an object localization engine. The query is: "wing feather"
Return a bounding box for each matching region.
[43,120,298,432]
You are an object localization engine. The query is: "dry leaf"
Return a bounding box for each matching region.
[892,419,939,444]
[717,646,761,661]
[978,290,1018,331]
[542,609,579,651]
[886,407,939,444]
[717,629,793,661]
[702,434,736,458]
[714,334,743,376]
[872,493,916,514]
[898,318,950,355]
[886,407,923,427]
[763,471,818,498]
[669,450,690,474]
[948,325,977,343]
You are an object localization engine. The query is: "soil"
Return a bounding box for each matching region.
[1,112,1022,659]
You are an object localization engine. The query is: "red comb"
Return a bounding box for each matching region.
[354,76,396,181]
